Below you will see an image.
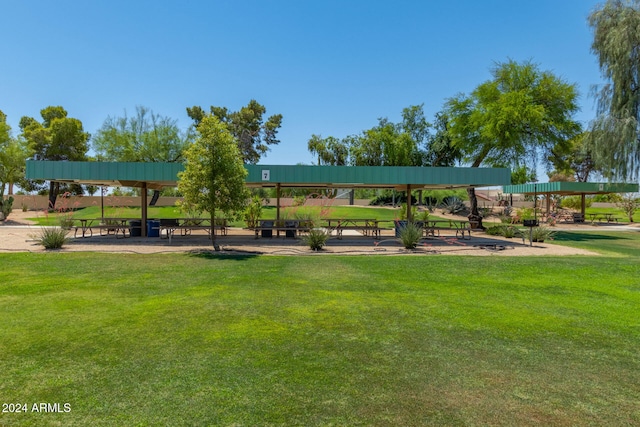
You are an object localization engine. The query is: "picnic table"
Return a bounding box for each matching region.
[322,218,381,239]
[247,219,313,239]
[160,218,228,243]
[423,219,471,240]
[96,218,137,238]
[587,212,618,224]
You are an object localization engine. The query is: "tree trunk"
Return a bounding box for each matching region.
[48,181,59,210]
[467,187,484,229]
[211,211,220,251]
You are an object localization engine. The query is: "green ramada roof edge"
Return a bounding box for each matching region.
[25,161,512,188]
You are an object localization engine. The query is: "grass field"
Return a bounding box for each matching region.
[1,231,639,426]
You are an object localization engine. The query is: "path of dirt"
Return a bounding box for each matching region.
[2,209,625,256]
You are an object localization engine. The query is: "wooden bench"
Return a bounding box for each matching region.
[423,220,472,240]
[159,219,228,243]
[248,220,312,239]
[323,219,381,239]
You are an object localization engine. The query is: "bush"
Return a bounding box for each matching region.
[302,228,330,251]
[441,196,466,215]
[531,226,556,242]
[58,214,75,230]
[398,222,422,249]
[0,196,14,220]
[33,227,69,250]
[485,225,523,239]
[561,196,592,211]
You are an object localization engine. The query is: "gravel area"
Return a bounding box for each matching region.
[0,210,617,256]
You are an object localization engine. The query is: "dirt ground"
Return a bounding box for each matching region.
[3,209,636,256]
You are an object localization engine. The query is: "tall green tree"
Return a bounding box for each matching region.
[307,134,349,165]
[0,112,31,196]
[177,115,249,251]
[93,106,193,163]
[549,132,600,182]
[445,60,581,227]
[93,106,194,204]
[20,106,90,208]
[588,0,640,180]
[187,100,283,164]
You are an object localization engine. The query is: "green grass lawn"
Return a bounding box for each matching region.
[1,236,639,425]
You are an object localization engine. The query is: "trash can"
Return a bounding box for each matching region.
[129,220,142,237]
[285,220,297,238]
[147,220,160,238]
[260,220,273,238]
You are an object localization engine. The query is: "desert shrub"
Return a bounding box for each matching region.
[616,193,640,222]
[531,226,556,242]
[302,228,330,251]
[441,196,466,215]
[485,225,506,236]
[398,222,422,249]
[561,196,592,210]
[58,213,75,230]
[33,227,69,250]
[244,195,263,228]
[485,225,522,239]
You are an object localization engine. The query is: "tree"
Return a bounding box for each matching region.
[307,135,349,165]
[177,115,249,251]
[186,100,283,164]
[20,106,90,208]
[1,111,31,219]
[588,0,640,180]
[423,112,462,167]
[93,106,194,204]
[445,60,581,227]
[93,106,192,162]
[549,132,600,182]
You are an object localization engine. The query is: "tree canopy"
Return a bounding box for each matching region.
[93,106,193,163]
[588,0,640,180]
[186,100,283,164]
[306,104,459,168]
[177,115,249,250]
[20,106,90,208]
[444,59,581,225]
[0,112,31,197]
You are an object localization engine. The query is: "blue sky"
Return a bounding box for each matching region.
[2,0,604,170]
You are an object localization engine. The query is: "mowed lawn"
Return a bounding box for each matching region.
[1,236,639,425]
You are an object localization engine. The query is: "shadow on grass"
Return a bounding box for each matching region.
[553,231,629,243]
[187,249,260,261]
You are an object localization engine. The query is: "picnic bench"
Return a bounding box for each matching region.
[160,218,228,243]
[248,220,313,239]
[322,218,381,239]
[422,219,471,240]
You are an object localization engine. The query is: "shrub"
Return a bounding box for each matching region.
[441,196,466,215]
[615,193,640,222]
[244,195,263,228]
[58,214,75,230]
[561,196,592,211]
[485,225,506,236]
[302,228,330,251]
[398,222,422,249]
[502,226,518,238]
[0,196,14,220]
[531,226,556,242]
[485,225,523,239]
[33,227,69,250]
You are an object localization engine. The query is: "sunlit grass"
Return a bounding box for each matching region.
[0,247,639,425]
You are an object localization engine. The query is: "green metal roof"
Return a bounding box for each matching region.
[26,161,512,189]
[503,181,639,195]
[26,161,184,190]
[244,165,510,189]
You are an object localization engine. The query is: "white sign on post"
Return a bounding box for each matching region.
[262,170,270,181]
